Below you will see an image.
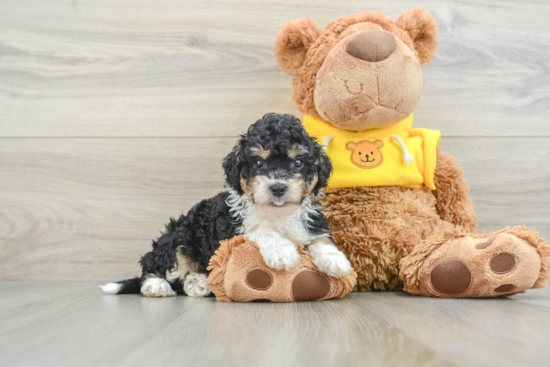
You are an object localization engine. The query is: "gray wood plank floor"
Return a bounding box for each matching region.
[1,282,549,367]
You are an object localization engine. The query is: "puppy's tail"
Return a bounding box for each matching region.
[99,277,141,294]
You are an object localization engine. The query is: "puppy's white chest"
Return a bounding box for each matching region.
[251,216,311,245]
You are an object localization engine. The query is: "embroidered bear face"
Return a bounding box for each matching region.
[345,140,384,169]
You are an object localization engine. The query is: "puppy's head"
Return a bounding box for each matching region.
[223,113,332,215]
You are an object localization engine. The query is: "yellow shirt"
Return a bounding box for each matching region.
[303,114,441,190]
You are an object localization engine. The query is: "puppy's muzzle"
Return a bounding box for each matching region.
[270,183,288,198]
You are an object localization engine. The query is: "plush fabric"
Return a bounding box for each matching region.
[274,9,550,297]
[274,11,436,130]
[206,236,357,302]
[400,226,550,297]
[303,113,441,189]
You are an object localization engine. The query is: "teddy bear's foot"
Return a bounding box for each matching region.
[207,235,357,302]
[408,228,550,298]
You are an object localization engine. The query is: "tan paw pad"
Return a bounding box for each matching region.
[495,284,516,293]
[428,259,472,296]
[291,270,331,301]
[475,240,493,250]
[490,253,517,274]
[245,269,273,290]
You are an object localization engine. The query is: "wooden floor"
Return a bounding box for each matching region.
[1,282,549,367]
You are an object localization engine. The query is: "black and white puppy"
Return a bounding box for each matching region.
[100,113,352,297]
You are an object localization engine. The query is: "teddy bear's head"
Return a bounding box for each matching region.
[274,9,438,131]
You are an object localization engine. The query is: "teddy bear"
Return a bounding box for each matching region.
[272,9,550,297]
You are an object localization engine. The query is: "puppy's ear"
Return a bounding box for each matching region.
[312,142,332,196]
[222,141,243,195]
[274,18,322,76]
[396,9,438,64]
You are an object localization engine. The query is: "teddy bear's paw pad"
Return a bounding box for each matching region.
[475,240,493,250]
[291,270,331,302]
[245,269,273,291]
[490,252,517,274]
[495,284,516,293]
[429,259,472,296]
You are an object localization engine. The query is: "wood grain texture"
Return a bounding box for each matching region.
[0,137,548,281]
[1,281,550,367]
[0,0,549,281]
[1,0,550,137]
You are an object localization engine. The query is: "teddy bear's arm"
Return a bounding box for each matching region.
[433,150,477,232]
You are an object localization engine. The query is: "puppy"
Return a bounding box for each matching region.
[100,113,353,297]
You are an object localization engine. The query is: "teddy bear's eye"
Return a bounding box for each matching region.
[358,152,361,155]
[371,151,373,155]
[253,159,267,170]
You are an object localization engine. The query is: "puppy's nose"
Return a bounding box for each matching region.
[270,183,288,198]
[345,30,396,62]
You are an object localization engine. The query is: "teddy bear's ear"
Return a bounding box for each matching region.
[396,9,438,64]
[374,140,384,149]
[274,18,322,76]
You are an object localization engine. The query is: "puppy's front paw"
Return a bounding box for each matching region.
[312,251,353,278]
[141,278,177,298]
[262,244,300,271]
[184,273,211,297]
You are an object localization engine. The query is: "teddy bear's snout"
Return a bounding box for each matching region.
[345,30,396,62]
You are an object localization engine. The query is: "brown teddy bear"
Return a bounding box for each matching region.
[273,9,550,297]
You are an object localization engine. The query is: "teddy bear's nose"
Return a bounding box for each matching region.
[345,30,396,62]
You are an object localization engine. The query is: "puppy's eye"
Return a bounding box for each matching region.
[291,159,304,169]
[253,159,266,170]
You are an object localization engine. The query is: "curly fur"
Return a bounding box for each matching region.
[433,150,477,232]
[321,185,449,291]
[101,113,336,297]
